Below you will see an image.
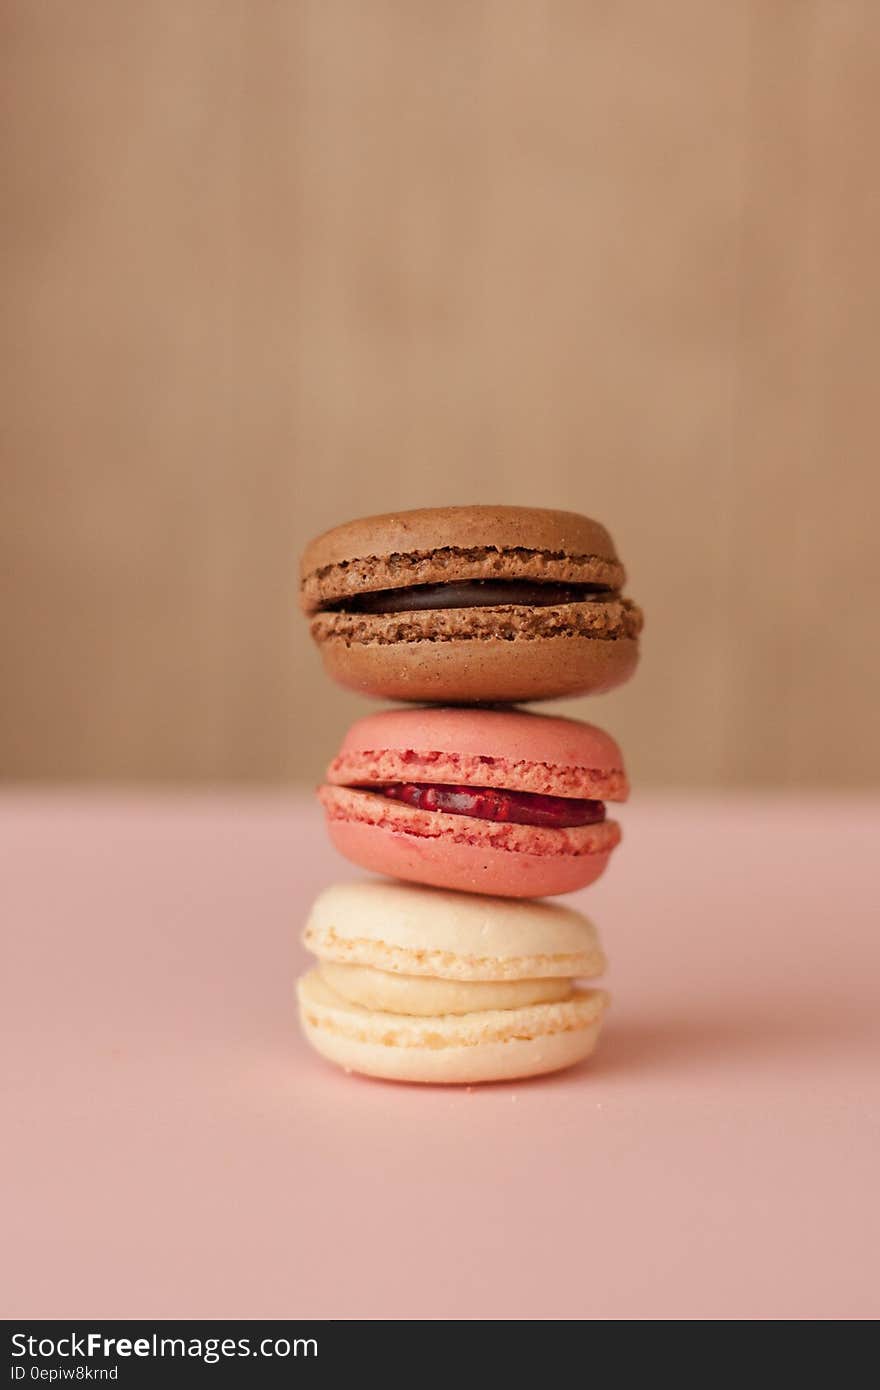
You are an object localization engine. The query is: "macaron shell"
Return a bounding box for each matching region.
[303,879,606,981]
[315,630,639,703]
[297,970,608,1084]
[301,1017,605,1084]
[324,807,617,897]
[300,505,622,600]
[329,705,628,800]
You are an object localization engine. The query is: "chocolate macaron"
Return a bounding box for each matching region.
[300,506,642,703]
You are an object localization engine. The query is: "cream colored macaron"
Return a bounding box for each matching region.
[297,880,610,1084]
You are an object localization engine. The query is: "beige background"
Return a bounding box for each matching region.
[3,1,878,789]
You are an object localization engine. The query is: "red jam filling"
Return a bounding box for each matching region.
[366,782,606,829]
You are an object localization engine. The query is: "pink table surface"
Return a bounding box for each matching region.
[2,792,878,1321]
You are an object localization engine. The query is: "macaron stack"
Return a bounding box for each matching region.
[297,506,643,1084]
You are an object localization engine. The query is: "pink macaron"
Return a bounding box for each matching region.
[319,707,628,898]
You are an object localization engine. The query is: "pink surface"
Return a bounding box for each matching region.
[324,801,615,897]
[2,792,879,1320]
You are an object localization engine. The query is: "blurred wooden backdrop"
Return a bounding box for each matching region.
[3,1,879,788]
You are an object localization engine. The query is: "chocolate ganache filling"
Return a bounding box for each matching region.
[326,579,616,614]
[360,783,606,830]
